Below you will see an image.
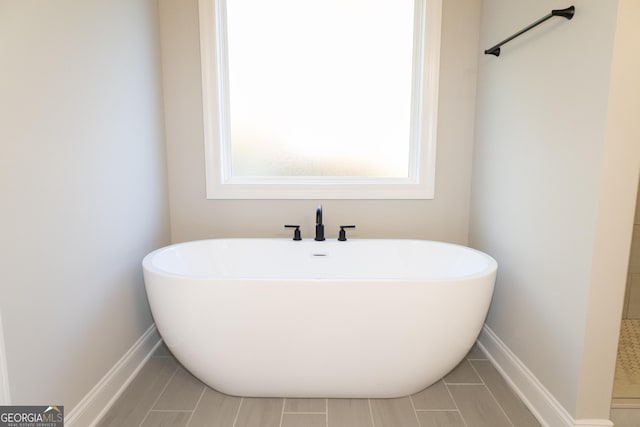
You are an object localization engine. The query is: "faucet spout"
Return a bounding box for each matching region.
[315,205,325,241]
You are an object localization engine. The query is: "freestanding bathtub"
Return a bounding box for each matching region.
[143,238,497,398]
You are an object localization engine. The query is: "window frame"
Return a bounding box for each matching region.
[198,0,442,199]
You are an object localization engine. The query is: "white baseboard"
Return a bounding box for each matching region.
[0,310,11,405]
[478,325,613,427]
[65,324,162,427]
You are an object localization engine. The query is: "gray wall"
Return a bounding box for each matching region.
[0,0,170,408]
[471,0,640,419]
[159,0,483,244]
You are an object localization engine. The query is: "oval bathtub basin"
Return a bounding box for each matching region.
[143,239,497,398]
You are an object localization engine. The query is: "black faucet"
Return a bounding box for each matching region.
[315,205,325,241]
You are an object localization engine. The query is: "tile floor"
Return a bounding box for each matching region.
[611,397,640,427]
[614,319,640,399]
[610,319,640,426]
[98,342,541,427]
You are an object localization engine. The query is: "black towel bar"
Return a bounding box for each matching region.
[485,6,575,57]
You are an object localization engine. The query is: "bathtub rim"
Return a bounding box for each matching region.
[142,238,498,282]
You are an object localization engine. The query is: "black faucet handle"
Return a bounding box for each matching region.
[284,225,302,241]
[338,225,356,241]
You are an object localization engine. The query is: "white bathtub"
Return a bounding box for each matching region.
[143,238,497,398]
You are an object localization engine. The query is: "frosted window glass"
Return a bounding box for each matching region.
[225,0,415,177]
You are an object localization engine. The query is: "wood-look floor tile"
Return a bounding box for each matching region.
[416,410,466,427]
[140,411,190,427]
[411,380,456,410]
[284,398,326,413]
[610,408,640,427]
[153,341,172,357]
[327,399,372,427]
[448,384,511,427]
[370,397,419,427]
[466,343,488,360]
[153,365,206,410]
[234,397,283,427]
[188,388,242,427]
[97,345,545,427]
[471,360,541,426]
[282,413,327,427]
[97,356,178,427]
[444,359,482,384]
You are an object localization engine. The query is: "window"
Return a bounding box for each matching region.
[198,0,441,199]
